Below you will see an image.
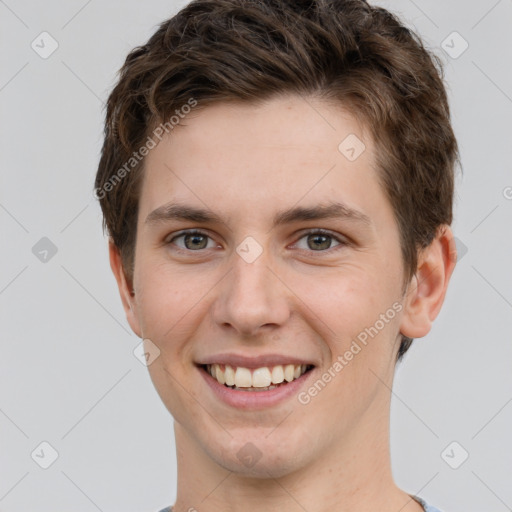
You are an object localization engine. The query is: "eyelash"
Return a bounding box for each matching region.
[166,228,348,255]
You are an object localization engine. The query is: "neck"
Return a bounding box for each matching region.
[170,396,423,512]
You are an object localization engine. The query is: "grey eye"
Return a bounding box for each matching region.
[295,231,342,251]
[170,231,216,250]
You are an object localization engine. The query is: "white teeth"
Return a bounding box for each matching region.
[271,365,284,384]
[284,364,295,382]
[206,363,310,388]
[224,364,235,386]
[215,365,225,385]
[252,367,272,388]
[234,367,252,388]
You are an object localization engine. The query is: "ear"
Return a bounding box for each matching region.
[400,225,457,339]
[109,240,142,338]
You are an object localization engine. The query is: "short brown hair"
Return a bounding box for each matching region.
[95,0,459,360]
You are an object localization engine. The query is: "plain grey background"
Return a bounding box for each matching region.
[1,1,511,511]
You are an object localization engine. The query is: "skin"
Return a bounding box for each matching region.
[110,94,456,512]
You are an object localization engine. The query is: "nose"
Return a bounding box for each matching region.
[211,247,291,338]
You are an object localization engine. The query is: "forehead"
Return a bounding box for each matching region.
[138,94,388,228]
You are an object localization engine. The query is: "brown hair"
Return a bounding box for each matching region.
[95,0,459,360]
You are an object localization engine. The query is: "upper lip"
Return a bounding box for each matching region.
[196,354,316,369]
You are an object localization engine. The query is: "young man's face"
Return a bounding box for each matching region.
[112,94,439,477]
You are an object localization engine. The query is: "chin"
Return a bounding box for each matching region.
[205,425,314,479]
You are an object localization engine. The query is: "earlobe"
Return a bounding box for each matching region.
[399,225,457,339]
[108,241,142,338]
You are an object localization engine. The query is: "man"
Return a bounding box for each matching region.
[95,1,459,511]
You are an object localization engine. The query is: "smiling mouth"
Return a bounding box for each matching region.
[201,363,315,391]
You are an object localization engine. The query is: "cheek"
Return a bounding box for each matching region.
[300,266,402,374]
[299,268,384,338]
[301,275,402,429]
[134,259,208,342]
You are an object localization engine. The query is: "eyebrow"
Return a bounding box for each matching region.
[145,201,371,228]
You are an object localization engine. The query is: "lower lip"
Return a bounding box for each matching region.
[198,366,314,410]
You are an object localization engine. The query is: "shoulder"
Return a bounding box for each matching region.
[424,506,444,512]
[413,495,444,512]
